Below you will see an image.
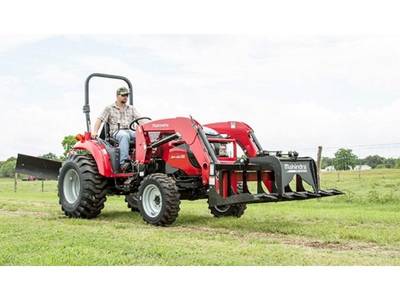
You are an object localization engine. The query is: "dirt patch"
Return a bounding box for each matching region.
[0,208,52,218]
[170,225,400,254]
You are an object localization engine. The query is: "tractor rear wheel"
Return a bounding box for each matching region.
[125,193,140,212]
[138,173,180,226]
[58,154,108,218]
[208,203,247,218]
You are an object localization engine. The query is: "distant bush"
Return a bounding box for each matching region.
[0,157,16,177]
[332,188,400,205]
[396,160,400,169]
[323,152,400,169]
[375,164,386,169]
[39,152,61,161]
[366,190,398,204]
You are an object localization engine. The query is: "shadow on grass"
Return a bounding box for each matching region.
[168,211,312,238]
[99,210,141,221]
[89,208,329,238]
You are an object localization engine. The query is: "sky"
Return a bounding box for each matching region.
[0,35,399,160]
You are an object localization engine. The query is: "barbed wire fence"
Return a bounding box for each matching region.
[297,142,400,155]
[13,142,400,192]
[309,142,400,183]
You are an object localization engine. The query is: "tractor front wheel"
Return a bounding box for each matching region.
[208,203,247,218]
[125,193,140,212]
[138,173,180,226]
[58,154,108,218]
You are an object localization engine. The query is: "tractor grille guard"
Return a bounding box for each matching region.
[207,154,343,207]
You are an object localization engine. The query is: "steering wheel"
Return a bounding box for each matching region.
[129,117,152,131]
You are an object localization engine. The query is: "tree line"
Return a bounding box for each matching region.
[1,138,400,177]
[321,148,400,170]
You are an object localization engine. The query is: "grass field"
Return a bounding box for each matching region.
[0,169,399,265]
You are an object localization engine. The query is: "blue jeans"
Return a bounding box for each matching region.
[113,130,136,164]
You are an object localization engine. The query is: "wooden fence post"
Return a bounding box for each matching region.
[316,146,322,189]
[14,172,18,192]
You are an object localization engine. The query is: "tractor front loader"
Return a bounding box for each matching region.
[16,73,342,226]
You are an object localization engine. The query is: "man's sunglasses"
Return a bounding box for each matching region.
[120,94,129,97]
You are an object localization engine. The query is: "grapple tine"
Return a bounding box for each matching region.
[292,192,309,199]
[254,193,279,200]
[305,191,321,198]
[318,190,335,196]
[327,189,344,195]
[281,193,295,200]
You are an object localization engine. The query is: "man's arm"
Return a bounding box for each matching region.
[92,106,110,138]
[92,118,103,138]
[133,106,146,125]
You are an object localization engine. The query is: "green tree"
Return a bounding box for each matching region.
[61,135,77,157]
[362,155,385,169]
[396,159,400,169]
[39,152,60,161]
[384,158,396,168]
[0,157,17,177]
[321,157,334,169]
[333,148,358,170]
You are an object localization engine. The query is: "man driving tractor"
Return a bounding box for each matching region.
[92,87,141,171]
[15,73,343,226]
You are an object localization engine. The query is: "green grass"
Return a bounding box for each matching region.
[0,169,400,265]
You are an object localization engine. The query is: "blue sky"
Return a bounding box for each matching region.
[0,35,399,160]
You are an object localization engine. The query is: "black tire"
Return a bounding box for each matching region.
[138,173,180,226]
[125,193,140,212]
[208,181,247,218]
[208,202,247,218]
[58,154,108,218]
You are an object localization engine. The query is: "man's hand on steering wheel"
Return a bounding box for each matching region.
[129,117,152,131]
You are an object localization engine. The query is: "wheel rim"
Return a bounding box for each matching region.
[142,184,162,217]
[63,168,81,204]
[214,205,230,213]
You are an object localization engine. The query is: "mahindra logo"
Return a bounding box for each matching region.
[284,163,308,173]
[152,123,169,128]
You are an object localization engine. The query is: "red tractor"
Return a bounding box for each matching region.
[17,73,342,226]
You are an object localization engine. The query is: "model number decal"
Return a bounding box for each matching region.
[152,123,169,128]
[171,154,186,159]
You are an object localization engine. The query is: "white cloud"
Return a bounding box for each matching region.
[0,35,50,54]
[1,35,400,161]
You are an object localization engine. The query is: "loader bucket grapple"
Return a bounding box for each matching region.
[15,73,343,227]
[204,121,343,207]
[207,153,343,207]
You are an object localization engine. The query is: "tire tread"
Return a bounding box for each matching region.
[58,154,108,219]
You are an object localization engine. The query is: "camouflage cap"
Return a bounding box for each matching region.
[116,87,130,95]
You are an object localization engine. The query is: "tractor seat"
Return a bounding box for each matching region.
[100,123,135,148]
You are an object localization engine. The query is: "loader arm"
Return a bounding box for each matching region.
[204,121,261,156]
[136,117,218,185]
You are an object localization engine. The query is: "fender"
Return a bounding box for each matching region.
[73,140,114,177]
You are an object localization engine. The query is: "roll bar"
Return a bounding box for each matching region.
[83,73,133,132]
